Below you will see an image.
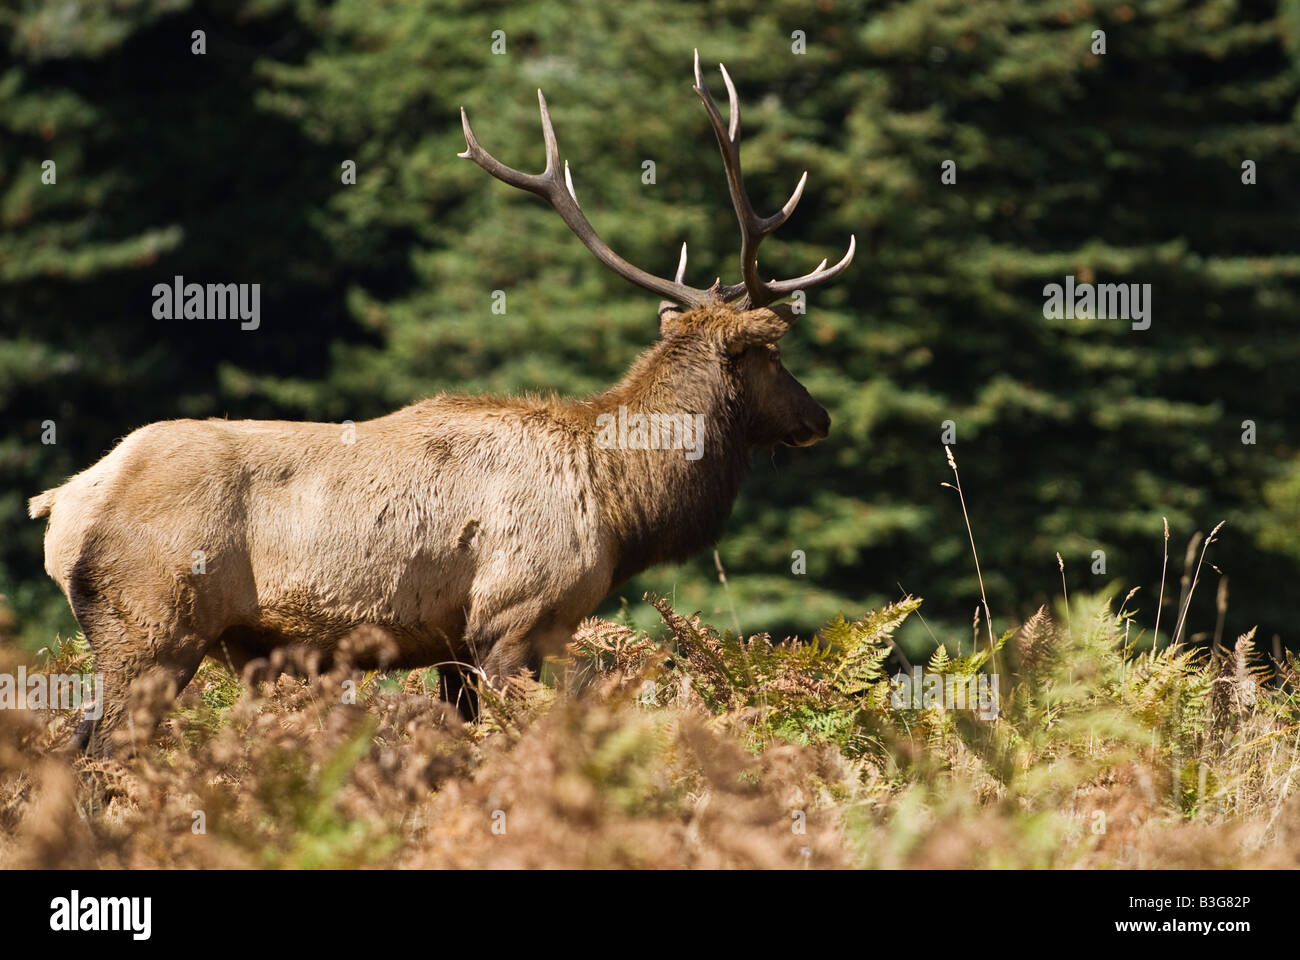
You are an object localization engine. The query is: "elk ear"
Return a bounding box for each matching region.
[722,303,795,354]
[659,303,687,336]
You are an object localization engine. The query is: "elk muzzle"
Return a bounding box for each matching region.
[783,404,831,447]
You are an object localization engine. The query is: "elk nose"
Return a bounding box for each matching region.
[808,407,831,440]
[786,407,831,447]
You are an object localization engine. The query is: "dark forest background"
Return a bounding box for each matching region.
[3,0,1299,656]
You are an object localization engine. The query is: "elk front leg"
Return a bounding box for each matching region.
[480,622,576,693]
[461,564,599,714]
[437,666,478,721]
[480,633,540,690]
[440,622,534,723]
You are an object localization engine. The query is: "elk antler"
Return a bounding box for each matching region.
[691,49,855,308]
[459,90,718,309]
[458,55,855,312]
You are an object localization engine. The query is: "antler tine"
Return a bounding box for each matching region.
[562,162,578,203]
[459,92,711,309]
[537,90,561,175]
[658,243,690,318]
[459,106,544,194]
[760,234,857,299]
[716,60,808,234]
[718,60,740,142]
[692,50,821,306]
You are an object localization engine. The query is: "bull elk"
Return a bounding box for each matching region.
[29,52,854,754]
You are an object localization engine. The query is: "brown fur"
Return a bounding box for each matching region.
[30,302,829,754]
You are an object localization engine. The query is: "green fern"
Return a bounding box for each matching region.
[646,593,920,757]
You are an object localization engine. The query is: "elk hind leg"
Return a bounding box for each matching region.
[68,573,209,757]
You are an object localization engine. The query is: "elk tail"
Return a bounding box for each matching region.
[28,488,58,519]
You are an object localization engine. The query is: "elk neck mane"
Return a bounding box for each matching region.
[583,331,750,584]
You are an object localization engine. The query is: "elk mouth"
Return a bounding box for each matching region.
[782,425,828,447]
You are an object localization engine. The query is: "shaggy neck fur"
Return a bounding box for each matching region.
[579,332,751,586]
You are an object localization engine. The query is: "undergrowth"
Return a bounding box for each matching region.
[1,581,1297,868]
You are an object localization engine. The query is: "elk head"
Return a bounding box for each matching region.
[458,50,854,451]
